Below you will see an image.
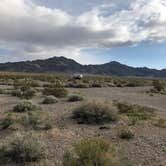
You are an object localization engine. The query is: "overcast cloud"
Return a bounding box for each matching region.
[0,0,166,63]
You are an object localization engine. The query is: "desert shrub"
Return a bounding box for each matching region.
[13,79,40,88]
[43,84,56,88]
[12,88,36,99]
[128,117,139,126]
[115,102,131,114]
[67,82,89,88]
[125,82,137,87]
[21,88,36,99]
[13,101,38,113]
[152,80,165,92]
[20,112,53,130]
[116,102,155,120]
[0,89,5,94]
[0,115,13,129]
[75,83,89,88]
[11,89,22,97]
[0,132,46,163]
[119,130,134,140]
[63,138,118,166]
[72,102,118,124]
[42,96,58,104]
[43,87,68,98]
[155,118,166,128]
[68,95,83,102]
[91,82,103,88]
[116,83,123,87]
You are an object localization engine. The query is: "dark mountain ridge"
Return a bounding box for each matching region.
[0,56,165,77]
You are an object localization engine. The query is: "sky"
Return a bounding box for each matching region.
[0,0,166,69]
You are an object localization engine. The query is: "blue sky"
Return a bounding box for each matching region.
[82,42,166,69]
[0,0,166,69]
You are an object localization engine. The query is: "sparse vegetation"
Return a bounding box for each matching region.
[155,118,166,128]
[0,114,13,130]
[63,138,118,166]
[0,89,5,94]
[1,110,52,131]
[72,102,118,124]
[116,102,155,120]
[20,111,53,130]
[67,82,89,88]
[0,132,46,163]
[42,96,58,104]
[153,80,165,92]
[91,82,103,88]
[68,95,83,102]
[147,80,166,95]
[43,83,68,98]
[12,88,36,99]
[13,101,38,112]
[119,129,134,140]
[0,72,165,166]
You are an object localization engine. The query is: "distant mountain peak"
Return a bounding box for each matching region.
[0,56,165,77]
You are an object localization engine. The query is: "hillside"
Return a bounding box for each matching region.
[0,56,165,77]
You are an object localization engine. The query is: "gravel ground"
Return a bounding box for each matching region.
[68,87,166,112]
[0,86,165,166]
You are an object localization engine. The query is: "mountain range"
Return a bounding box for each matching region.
[0,56,166,77]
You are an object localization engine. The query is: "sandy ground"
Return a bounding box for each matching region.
[69,87,166,112]
[0,86,165,166]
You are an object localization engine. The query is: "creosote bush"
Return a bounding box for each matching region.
[72,102,118,124]
[68,95,83,102]
[119,130,134,140]
[0,132,47,163]
[63,138,118,166]
[42,96,58,104]
[13,101,38,113]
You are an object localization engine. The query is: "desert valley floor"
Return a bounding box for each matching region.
[0,84,165,166]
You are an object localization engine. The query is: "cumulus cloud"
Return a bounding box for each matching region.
[0,0,166,62]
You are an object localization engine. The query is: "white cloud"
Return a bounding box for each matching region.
[0,0,166,62]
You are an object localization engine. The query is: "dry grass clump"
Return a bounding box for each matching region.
[63,138,118,166]
[0,132,47,163]
[72,102,118,124]
[115,102,155,120]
